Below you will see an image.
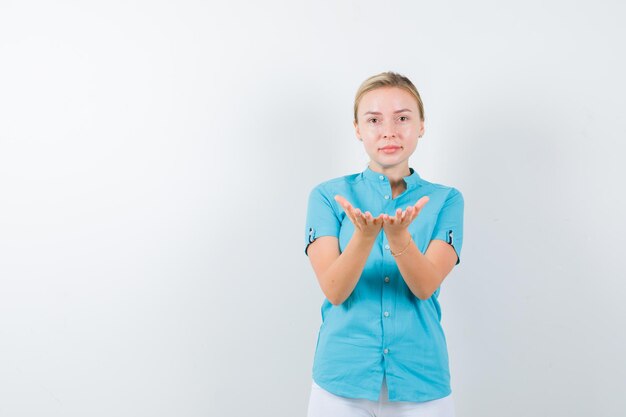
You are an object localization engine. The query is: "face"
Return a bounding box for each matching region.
[353,86,424,172]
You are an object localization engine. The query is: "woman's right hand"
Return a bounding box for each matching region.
[334,195,383,239]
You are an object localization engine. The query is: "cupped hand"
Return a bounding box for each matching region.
[334,195,383,239]
[382,196,430,237]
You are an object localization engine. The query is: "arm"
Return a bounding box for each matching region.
[382,196,460,300]
[306,195,383,306]
[387,230,458,300]
[307,233,377,306]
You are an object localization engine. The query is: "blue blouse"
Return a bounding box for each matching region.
[304,166,464,402]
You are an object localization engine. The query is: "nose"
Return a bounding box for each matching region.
[382,120,396,139]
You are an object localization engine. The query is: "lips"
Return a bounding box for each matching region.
[379,146,402,155]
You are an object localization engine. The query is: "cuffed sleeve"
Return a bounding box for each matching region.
[304,185,341,256]
[431,188,464,265]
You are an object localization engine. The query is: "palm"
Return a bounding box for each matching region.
[334,195,384,238]
[382,196,430,235]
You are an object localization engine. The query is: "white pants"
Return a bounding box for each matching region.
[307,375,456,417]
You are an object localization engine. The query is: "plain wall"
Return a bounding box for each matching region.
[1,1,625,416]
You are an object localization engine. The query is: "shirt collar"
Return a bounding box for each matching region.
[361,166,422,189]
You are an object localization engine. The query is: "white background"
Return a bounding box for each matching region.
[1,1,625,416]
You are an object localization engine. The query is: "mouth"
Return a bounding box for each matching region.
[379,146,402,154]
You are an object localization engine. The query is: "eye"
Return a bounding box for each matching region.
[368,118,378,123]
[399,116,409,122]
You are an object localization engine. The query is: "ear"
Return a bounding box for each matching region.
[418,119,425,138]
[353,119,361,141]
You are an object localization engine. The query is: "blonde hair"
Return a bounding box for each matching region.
[353,71,424,123]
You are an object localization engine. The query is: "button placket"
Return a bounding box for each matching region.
[380,180,396,362]
[381,176,392,202]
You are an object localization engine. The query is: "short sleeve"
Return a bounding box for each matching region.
[304,185,341,256]
[431,188,464,265]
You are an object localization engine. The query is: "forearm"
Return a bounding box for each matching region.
[320,233,377,306]
[387,230,440,300]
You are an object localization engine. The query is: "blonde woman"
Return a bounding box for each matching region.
[304,71,464,417]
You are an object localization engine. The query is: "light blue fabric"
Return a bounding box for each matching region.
[304,166,464,402]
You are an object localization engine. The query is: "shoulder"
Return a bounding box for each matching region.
[309,171,364,197]
[414,177,464,216]
[418,176,463,200]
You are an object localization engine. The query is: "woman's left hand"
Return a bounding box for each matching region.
[382,196,430,238]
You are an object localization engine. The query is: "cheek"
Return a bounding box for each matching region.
[362,141,378,154]
[360,127,375,136]
[400,124,417,134]
[361,129,379,141]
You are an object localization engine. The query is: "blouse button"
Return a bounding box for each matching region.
[384,244,390,250]
[384,277,390,283]
[384,311,390,317]
[383,348,389,354]
[379,175,384,180]
[384,195,389,200]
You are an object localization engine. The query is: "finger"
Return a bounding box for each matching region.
[354,208,368,228]
[344,204,359,226]
[368,212,379,226]
[395,208,403,224]
[408,205,418,222]
[355,210,366,227]
[414,196,430,211]
[335,195,354,212]
[351,207,362,224]
[405,206,413,222]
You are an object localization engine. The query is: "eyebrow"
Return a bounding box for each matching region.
[362,108,412,116]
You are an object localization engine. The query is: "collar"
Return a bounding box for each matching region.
[361,166,422,190]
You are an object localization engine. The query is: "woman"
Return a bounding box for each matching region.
[304,71,464,417]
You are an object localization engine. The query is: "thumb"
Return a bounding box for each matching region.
[334,195,351,210]
[414,195,429,210]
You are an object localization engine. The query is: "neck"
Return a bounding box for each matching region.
[368,162,411,188]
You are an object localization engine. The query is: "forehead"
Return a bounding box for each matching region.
[359,87,417,111]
